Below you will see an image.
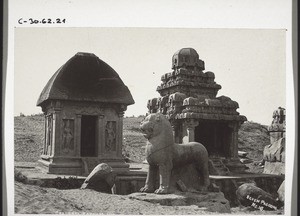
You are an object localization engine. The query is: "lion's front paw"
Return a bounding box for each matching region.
[140,185,155,193]
[154,186,169,194]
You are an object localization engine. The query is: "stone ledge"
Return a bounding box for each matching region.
[128,191,231,213]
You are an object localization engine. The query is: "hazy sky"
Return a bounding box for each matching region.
[14,27,285,125]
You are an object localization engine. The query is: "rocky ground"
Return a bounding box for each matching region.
[14,114,282,215]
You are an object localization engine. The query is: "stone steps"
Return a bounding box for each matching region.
[209,158,231,175]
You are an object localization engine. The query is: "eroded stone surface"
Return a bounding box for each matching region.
[263,138,285,163]
[129,191,231,213]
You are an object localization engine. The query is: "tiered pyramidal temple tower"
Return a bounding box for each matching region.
[147,48,247,174]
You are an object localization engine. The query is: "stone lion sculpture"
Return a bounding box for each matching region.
[139,113,210,194]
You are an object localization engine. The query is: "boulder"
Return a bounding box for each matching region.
[81,163,116,193]
[236,183,280,211]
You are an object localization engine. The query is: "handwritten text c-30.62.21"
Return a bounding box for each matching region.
[18,18,66,25]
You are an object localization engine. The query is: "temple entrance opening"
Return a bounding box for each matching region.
[81,115,97,157]
[195,121,232,158]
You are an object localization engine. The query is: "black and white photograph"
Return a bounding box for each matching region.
[4,0,296,215]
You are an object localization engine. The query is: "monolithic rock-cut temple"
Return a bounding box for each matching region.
[37,52,134,175]
[268,107,286,144]
[147,48,247,174]
[263,107,285,175]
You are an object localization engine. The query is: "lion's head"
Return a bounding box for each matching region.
[140,113,173,140]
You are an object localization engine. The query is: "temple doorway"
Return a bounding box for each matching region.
[195,121,231,158]
[81,115,97,157]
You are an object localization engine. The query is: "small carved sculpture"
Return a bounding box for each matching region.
[105,121,116,151]
[62,120,74,150]
[139,113,210,194]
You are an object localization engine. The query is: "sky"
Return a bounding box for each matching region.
[14,27,286,125]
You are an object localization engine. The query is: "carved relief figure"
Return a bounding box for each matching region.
[105,121,116,152]
[62,119,74,150]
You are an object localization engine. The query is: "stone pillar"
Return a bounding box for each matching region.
[228,122,239,159]
[40,112,54,160]
[185,119,199,142]
[52,109,62,156]
[43,114,48,155]
[117,111,125,158]
[75,114,82,157]
[224,121,247,173]
[97,115,105,157]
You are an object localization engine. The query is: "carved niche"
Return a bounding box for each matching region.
[105,121,116,152]
[61,119,75,154]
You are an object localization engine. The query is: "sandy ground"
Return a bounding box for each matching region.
[15,182,214,215]
[15,181,283,215]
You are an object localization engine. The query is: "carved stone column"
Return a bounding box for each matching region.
[75,114,82,157]
[228,122,240,159]
[117,111,125,157]
[52,109,62,156]
[43,114,51,156]
[97,115,105,157]
[185,119,199,142]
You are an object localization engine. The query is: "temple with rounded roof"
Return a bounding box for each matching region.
[148,48,247,174]
[37,52,134,175]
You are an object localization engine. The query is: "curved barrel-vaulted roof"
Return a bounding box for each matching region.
[37,52,135,106]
